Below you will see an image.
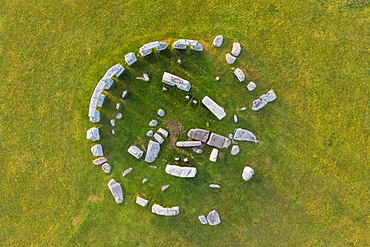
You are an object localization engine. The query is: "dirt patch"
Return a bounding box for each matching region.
[163,119,194,158]
[71,214,83,226]
[88,194,102,202]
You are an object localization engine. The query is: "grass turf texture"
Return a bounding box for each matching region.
[1,0,369,246]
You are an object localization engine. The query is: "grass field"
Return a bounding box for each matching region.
[1,0,369,246]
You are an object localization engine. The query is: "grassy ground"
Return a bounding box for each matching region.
[1,0,369,246]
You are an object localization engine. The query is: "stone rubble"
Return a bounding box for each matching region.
[165,165,197,178]
[150,165,157,169]
[107,179,123,203]
[242,166,254,181]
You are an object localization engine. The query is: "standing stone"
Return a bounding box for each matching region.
[209,184,221,188]
[226,53,237,64]
[116,103,121,109]
[234,115,238,123]
[157,109,165,117]
[198,215,208,224]
[157,128,169,138]
[209,148,219,162]
[128,146,144,159]
[116,113,122,119]
[102,163,111,173]
[154,133,164,144]
[93,157,107,165]
[183,158,189,163]
[142,178,148,184]
[242,166,254,181]
[216,77,220,81]
[146,130,154,137]
[91,144,103,157]
[231,43,242,56]
[234,128,260,143]
[161,184,170,191]
[207,210,221,225]
[122,90,128,98]
[86,127,100,141]
[144,140,161,163]
[231,145,240,155]
[247,82,256,91]
[111,129,116,135]
[213,35,224,47]
[136,196,148,207]
[234,68,245,82]
[122,167,133,177]
[107,179,123,203]
[110,119,115,126]
[125,52,137,65]
[149,120,158,127]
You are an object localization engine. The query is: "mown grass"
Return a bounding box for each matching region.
[0,0,369,246]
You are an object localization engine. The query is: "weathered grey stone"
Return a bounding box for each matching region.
[173,39,203,51]
[198,215,208,224]
[103,64,125,80]
[175,157,180,161]
[116,113,122,119]
[89,110,100,123]
[177,59,182,64]
[183,158,189,163]
[207,210,221,225]
[144,140,160,163]
[125,52,137,65]
[247,82,256,91]
[234,128,260,143]
[122,90,128,98]
[226,53,237,64]
[152,204,180,216]
[239,107,247,111]
[157,128,168,138]
[149,120,158,127]
[196,149,203,154]
[165,165,197,178]
[216,76,220,81]
[142,178,148,184]
[176,141,202,148]
[213,35,224,47]
[251,98,268,111]
[107,179,123,203]
[202,96,227,120]
[146,130,154,137]
[242,166,254,181]
[234,68,245,82]
[162,72,191,92]
[162,87,168,91]
[154,133,164,144]
[102,163,111,173]
[228,134,233,139]
[111,129,116,135]
[231,145,240,155]
[209,184,221,188]
[150,165,157,169]
[139,41,168,56]
[185,95,190,99]
[161,184,170,191]
[128,146,144,159]
[234,115,238,123]
[252,90,277,110]
[157,109,165,117]
[91,144,103,157]
[263,90,277,102]
[187,129,211,142]
[209,148,219,162]
[207,133,231,149]
[193,99,198,104]
[103,78,114,89]
[231,42,242,56]
[143,73,149,81]
[116,103,121,109]
[93,157,107,165]
[86,127,100,141]
[136,196,148,207]
[96,94,105,107]
[122,167,133,177]
[110,119,115,126]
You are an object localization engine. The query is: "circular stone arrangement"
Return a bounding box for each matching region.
[86,37,278,225]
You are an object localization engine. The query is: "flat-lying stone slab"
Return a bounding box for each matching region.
[86,127,100,141]
[207,210,221,225]
[209,148,219,162]
[161,184,170,191]
[234,68,245,82]
[152,204,180,216]
[207,133,231,149]
[242,166,254,181]
[91,144,103,157]
[93,157,107,165]
[226,53,236,64]
[122,167,133,177]
[198,215,208,224]
[202,96,227,120]
[213,35,224,47]
[234,128,260,143]
[252,90,277,110]
[188,129,211,142]
[108,179,123,203]
[165,165,197,178]
[136,196,148,207]
[162,72,192,92]
[128,146,144,159]
[231,42,242,56]
[176,141,202,148]
[144,140,160,163]
[209,184,221,188]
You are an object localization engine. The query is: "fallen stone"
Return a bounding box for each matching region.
[209,148,219,162]
[122,90,128,98]
[91,144,103,157]
[207,210,221,225]
[242,166,254,181]
[154,133,164,144]
[202,96,227,120]
[157,109,165,117]
[226,53,237,64]
[176,141,202,148]
[122,167,133,177]
[149,120,158,127]
[128,146,144,159]
[157,128,169,138]
[136,196,148,207]
[247,82,256,91]
[187,129,211,142]
[107,179,123,203]
[213,35,224,47]
[239,107,247,111]
[144,140,160,163]
[102,163,111,173]
[209,184,221,188]
[150,165,157,169]
[162,72,191,92]
[207,133,231,149]
[231,145,240,155]
[231,42,242,56]
[177,59,181,64]
[146,130,154,137]
[161,184,170,191]
[252,90,277,110]
[198,215,208,224]
[234,68,245,82]
[162,87,168,91]
[93,157,107,165]
[262,90,277,102]
[142,178,148,184]
[234,128,260,143]
[116,113,122,119]
[125,52,137,65]
[86,127,100,141]
[152,204,180,216]
[234,115,238,123]
[165,165,197,178]
[110,119,115,126]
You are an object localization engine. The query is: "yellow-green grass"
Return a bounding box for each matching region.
[0,0,369,246]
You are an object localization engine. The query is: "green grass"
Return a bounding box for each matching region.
[1,0,369,246]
